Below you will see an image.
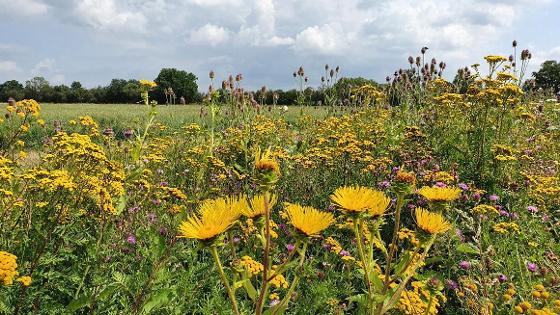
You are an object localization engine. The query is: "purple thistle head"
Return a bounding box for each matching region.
[435,181,447,188]
[459,261,471,270]
[526,262,538,273]
[472,192,481,201]
[339,250,350,257]
[286,244,295,252]
[489,194,499,202]
[458,183,469,190]
[445,279,459,290]
[497,274,508,283]
[378,180,390,189]
[126,234,137,245]
[527,206,538,214]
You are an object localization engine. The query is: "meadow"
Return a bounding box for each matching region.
[0,54,559,315]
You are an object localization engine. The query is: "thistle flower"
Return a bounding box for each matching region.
[284,203,334,237]
[415,208,451,234]
[330,186,390,216]
[417,186,461,203]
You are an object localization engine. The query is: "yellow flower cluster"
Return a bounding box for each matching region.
[472,204,499,216]
[9,99,41,117]
[493,222,520,234]
[0,251,18,285]
[269,266,289,289]
[396,281,445,315]
[238,256,263,277]
[398,228,420,247]
[139,79,157,89]
[503,283,516,302]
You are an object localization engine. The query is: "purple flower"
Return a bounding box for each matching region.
[339,250,350,257]
[497,274,508,283]
[455,228,465,242]
[458,183,469,190]
[499,210,510,217]
[445,279,459,290]
[543,214,550,222]
[527,206,538,214]
[159,181,169,187]
[392,166,400,173]
[435,181,447,188]
[286,244,295,252]
[152,199,161,206]
[128,206,140,214]
[147,213,157,223]
[378,180,390,189]
[472,192,481,201]
[526,262,538,273]
[233,237,240,244]
[459,261,471,270]
[126,234,137,245]
[123,128,134,139]
[269,299,280,307]
[489,194,499,202]
[159,227,168,236]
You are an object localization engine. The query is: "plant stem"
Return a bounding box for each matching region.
[272,241,308,315]
[210,245,240,315]
[255,192,271,315]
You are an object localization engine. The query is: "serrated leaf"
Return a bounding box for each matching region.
[456,243,480,255]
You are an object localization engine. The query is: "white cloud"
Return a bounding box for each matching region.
[72,0,147,33]
[30,58,65,84]
[0,0,48,16]
[294,24,349,55]
[189,24,231,46]
[0,61,19,74]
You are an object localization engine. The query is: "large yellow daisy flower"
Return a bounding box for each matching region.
[178,197,242,241]
[330,186,390,216]
[415,208,451,234]
[417,186,461,203]
[241,194,278,218]
[284,203,334,237]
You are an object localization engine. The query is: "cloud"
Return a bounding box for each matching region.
[0,61,19,74]
[189,24,231,46]
[30,58,65,84]
[0,0,48,16]
[0,0,557,89]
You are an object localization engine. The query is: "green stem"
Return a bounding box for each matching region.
[210,245,240,315]
[272,241,309,315]
[353,218,373,308]
[255,192,271,315]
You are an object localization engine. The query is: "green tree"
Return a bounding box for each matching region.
[154,68,199,104]
[0,80,25,101]
[532,60,560,93]
[24,76,52,101]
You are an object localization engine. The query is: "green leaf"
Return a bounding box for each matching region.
[456,243,480,255]
[66,294,92,312]
[141,288,172,314]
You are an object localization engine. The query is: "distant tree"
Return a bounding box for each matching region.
[0,80,25,101]
[532,60,560,93]
[51,84,71,103]
[68,81,91,103]
[105,79,140,103]
[90,86,108,103]
[154,68,199,104]
[24,76,51,101]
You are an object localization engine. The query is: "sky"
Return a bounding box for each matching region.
[1,0,559,91]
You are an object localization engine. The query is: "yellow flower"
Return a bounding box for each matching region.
[16,276,31,286]
[139,79,157,89]
[415,208,451,234]
[238,256,264,277]
[0,251,19,286]
[242,194,277,218]
[177,197,241,241]
[330,186,390,216]
[255,148,280,175]
[417,186,461,203]
[284,203,334,236]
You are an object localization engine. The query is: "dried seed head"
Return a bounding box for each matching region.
[335,65,339,72]
[415,56,421,66]
[509,55,514,62]
[431,58,437,65]
[512,40,517,47]
[421,46,428,54]
[325,64,329,71]
[329,69,335,77]
[209,70,215,79]
[408,56,414,64]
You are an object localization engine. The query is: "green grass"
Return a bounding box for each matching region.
[38,103,332,125]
